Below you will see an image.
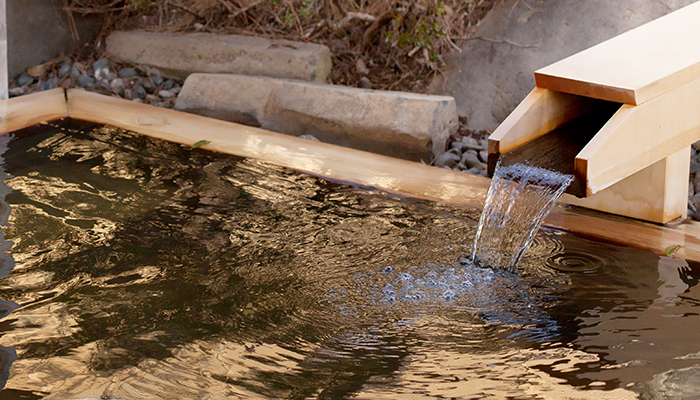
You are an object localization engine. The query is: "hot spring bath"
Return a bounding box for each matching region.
[0,90,699,398]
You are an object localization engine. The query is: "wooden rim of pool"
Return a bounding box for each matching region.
[1,88,699,262]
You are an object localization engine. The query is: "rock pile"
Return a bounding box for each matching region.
[688,143,700,220]
[433,135,489,177]
[8,57,184,109]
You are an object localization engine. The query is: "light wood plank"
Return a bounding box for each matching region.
[564,147,690,223]
[0,89,67,133]
[535,1,700,105]
[544,205,700,262]
[488,88,596,155]
[576,75,700,195]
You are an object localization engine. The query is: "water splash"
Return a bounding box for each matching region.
[471,162,573,271]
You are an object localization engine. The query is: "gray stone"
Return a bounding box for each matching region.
[8,87,24,97]
[175,74,458,163]
[694,173,700,194]
[690,162,700,174]
[461,152,482,169]
[93,58,109,72]
[139,78,156,93]
[450,141,464,152]
[58,61,72,77]
[70,66,81,78]
[77,75,95,87]
[158,89,175,98]
[434,152,460,168]
[134,85,147,99]
[447,147,461,156]
[360,77,372,89]
[162,80,175,90]
[300,134,320,142]
[479,150,488,163]
[107,30,333,83]
[110,78,125,96]
[119,67,138,78]
[690,195,700,211]
[39,80,54,91]
[430,0,698,132]
[17,73,33,86]
[150,75,164,86]
[94,67,110,81]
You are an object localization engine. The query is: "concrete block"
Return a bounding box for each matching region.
[106,30,332,83]
[174,74,457,162]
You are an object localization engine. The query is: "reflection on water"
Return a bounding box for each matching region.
[0,120,696,398]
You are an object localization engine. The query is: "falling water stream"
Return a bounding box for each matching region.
[472,162,574,271]
[0,121,698,399]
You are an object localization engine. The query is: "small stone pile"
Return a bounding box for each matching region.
[433,135,489,177]
[687,142,700,219]
[8,57,183,109]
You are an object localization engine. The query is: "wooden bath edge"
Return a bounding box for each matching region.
[1,88,699,262]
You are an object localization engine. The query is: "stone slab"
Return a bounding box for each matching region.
[174,74,458,163]
[106,30,332,83]
[430,0,698,132]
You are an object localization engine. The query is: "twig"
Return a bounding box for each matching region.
[453,36,538,48]
[169,2,204,20]
[218,0,235,13]
[230,0,263,18]
[444,34,462,53]
[63,0,79,41]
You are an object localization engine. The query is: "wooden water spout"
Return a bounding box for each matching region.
[488,1,700,224]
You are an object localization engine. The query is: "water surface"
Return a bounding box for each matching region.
[0,122,697,399]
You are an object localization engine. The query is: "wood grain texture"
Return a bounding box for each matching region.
[534,1,700,105]
[564,147,690,223]
[0,89,699,261]
[576,75,700,194]
[0,88,67,132]
[488,88,597,156]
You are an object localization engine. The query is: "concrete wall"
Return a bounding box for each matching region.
[6,0,104,79]
[0,0,6,100]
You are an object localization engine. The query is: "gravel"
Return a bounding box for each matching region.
[8,55,183,110]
